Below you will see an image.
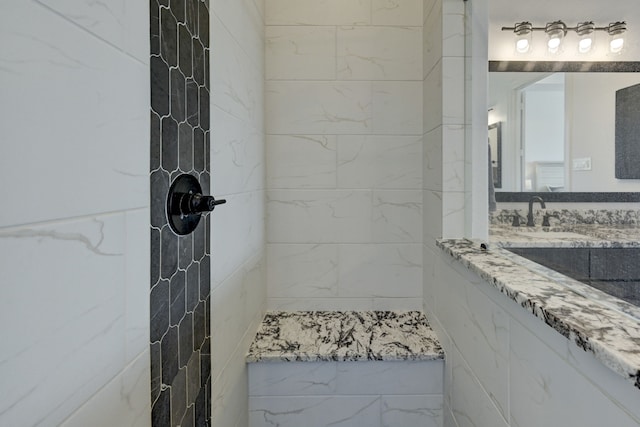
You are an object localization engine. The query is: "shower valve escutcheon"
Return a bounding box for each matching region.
[167,174,226,235]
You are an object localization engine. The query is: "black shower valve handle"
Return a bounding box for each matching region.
[186,193,226,215]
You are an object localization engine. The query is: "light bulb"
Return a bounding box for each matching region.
[610,36,624,53]
[578,37,593,53]
[516,38,530,53]
[548,36,561,52]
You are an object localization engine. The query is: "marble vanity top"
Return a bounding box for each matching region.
[490,224,640,248]
[437,238,640,391]
[246,311,444,363]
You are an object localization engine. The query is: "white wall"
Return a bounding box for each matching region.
[567,73,640,192]
[265,0,424,311]
[209,0,267,426]
[426,249,640,427]
[0,1,150,426]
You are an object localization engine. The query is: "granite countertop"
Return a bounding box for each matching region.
[246,311,444,363]
[489,224,640,248]
[437,237,640,391]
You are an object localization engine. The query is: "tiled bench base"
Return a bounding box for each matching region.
[247,311,445,427]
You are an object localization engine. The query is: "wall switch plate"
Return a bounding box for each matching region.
[573,157,592,171]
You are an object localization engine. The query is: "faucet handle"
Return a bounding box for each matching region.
[542,212,559,227]
[511,213,521,227]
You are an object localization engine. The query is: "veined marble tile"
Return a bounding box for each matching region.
[0,214,127,426]
[212,13,262,125]
[266,190,373,243]
[337,26,422,81]
[337,135,422,189]
[211,106,264,195]
[267,135,337,189]
[266,26,336,80]
[36,0,149,63]
[0,1,148,227]
[265,0,371,26]
[423,190,444,242]
[210,190,265,286]
[372,0,423,26]
[59,351,151,427]
[266,81,372,135]
[423,126,443,191]
[248,362,338,396]
[212,0,264,71]
[442,0,465,58]
[267,244,339,298]
[373,190,423,242]
[442,124,466,192]
[335,361,443,394]
[442,56,465,125]
[249,395,381,427]
[338,244,422,298]
[268,297,381,311]
[422,0,442,79]
[381,395,443,427]
[450,347,509,427]
[423,64,443,133]
[372,81,423,135]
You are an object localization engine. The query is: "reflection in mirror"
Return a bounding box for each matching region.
[488,69,640,193]
[488,122,502,188]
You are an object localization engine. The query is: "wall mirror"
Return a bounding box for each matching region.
[489,61,640,202]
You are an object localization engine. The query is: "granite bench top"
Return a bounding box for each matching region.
[246,311,444,363]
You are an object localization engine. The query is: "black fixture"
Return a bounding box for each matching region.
[511,210,521,227]
[166,174,226,235]
[542,212,559,227]
[527,196,546,227]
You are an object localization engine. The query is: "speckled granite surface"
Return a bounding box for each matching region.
[437,238,640,391]
[489,224,640,248]
[246,311,444,363]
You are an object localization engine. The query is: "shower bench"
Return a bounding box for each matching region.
[246,311,445,427]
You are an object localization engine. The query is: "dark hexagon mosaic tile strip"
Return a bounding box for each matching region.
[150,0,211,425]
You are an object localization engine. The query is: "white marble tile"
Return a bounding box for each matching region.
[249,396,382,427]
[442,0,465,58]
[434,260,509,418]
[267,244,339,298]
[265,0,372,26]
[266,26,336,80]
[372,0,423,26]
[373,190,422,242]
[211,336,251,427]
[442,125,465,192]
[213,0,264,72]
[423,125,443,191]
[267,190,373,243]
[211,264,249,381]
[381,395,443,427]
[211,190,265,286]
[337,135,422,189]
[423,190,444,242]
[372,297,424,310]
[267,135,337,189]
[441,191,466,238]
[423,63,443,133]
[442,56,465,125]
[266,81,372,135]
[124,209,150,363]
[450,348,509,427]
[510,321,640,427]
[242,252,267,336]
[0,1,148,227]
[212,13,262,125]
[59,350,150,427]
[372,81,423,135]
[337,26,422,81]
[248,362,338,396]
[0,214,127,426]
[211,106,264,195]
[268,297,379,311]
[336,361,443,394]
[422,0,442,79]
[338,244,422,298]
[36,0,149,63]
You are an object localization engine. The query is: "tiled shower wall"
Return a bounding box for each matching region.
[265,0,424,311]
[1,1,150,426]
[150,0,212,425]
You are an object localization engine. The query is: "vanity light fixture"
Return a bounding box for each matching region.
[502,21,627,55]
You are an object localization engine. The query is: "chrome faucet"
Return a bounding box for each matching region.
[527,196,546,227]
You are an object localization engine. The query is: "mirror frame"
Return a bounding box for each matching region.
[489,60,640,203]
